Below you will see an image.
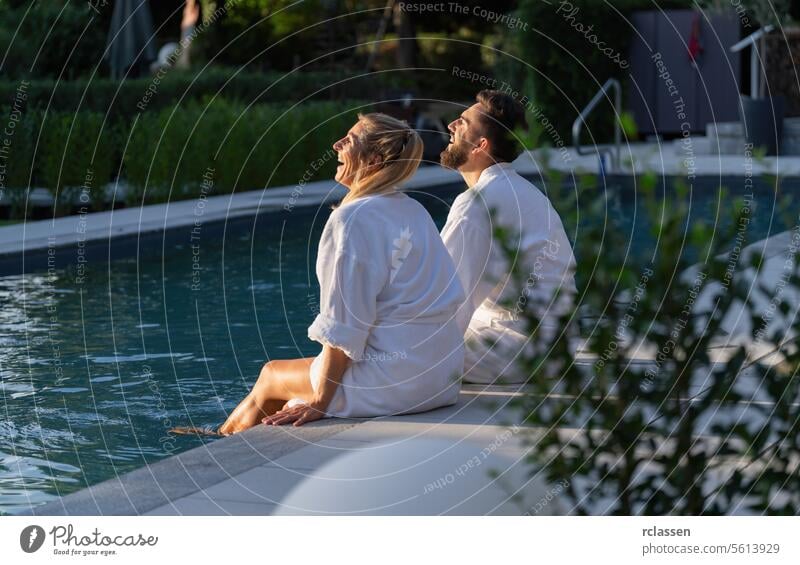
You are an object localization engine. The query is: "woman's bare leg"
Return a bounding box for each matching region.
[218,357,316,435]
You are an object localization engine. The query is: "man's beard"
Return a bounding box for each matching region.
[440,138,469,169]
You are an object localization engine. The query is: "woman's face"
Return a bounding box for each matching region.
[333,121,365,187]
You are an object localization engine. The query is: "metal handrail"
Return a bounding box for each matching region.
[730,25,774,99]
[572,78,621,172]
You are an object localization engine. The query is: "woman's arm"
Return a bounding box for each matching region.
[313,344,351,408]
[266,209,379,427]
[261,344,350,427]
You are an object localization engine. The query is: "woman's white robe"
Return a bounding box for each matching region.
[306,192,465,418]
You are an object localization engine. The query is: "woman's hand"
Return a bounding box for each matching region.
[262,400,326,427]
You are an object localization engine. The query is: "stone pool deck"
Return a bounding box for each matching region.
[25,384,537,516]
[24,361,796,515]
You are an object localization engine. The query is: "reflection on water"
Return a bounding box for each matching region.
[0,179,791,514]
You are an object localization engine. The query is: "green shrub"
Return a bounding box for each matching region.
[123,98,361,206]
[40,112,115,212]
[0,96,361,216]
[0,106,39,219]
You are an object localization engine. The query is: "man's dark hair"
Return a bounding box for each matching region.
[475,90,529,163]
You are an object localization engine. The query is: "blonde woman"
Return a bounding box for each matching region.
[216,113,465,433]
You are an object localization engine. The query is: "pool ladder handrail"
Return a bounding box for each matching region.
[729,24,773,99]
[572,78,622,173]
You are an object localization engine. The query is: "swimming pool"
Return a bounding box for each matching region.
[0,174,795,514]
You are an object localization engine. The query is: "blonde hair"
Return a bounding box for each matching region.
[339,112,423,206]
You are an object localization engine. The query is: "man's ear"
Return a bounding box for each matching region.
[473,136,489,155]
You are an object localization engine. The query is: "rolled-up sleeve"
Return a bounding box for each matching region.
[308,212,387,361]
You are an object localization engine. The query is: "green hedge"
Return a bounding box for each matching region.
[0,108,124,216]
[0,99,363,217]
[40,112,118,212]
[124,98,360,204]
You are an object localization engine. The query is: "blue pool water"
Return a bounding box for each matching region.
[0,175,795,514]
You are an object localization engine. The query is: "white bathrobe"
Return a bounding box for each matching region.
[440,162,576,384]
[307,191,465,418]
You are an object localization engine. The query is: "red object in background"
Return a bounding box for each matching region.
[688,12,704,63]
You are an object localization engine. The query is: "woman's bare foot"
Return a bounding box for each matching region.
[218,395,284,435]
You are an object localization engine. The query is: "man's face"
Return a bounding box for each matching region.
[440,103,484,170]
